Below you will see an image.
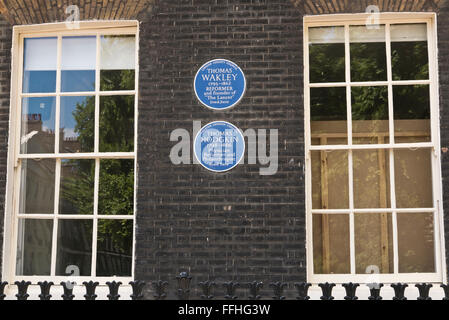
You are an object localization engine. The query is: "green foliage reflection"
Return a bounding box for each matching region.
[58,69,134,276]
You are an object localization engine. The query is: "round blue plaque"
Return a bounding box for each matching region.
[194,59,246,110]
[194,121,245,172]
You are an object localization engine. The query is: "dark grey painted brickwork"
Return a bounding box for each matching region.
[0,15,11,280]
[136,0,305,299]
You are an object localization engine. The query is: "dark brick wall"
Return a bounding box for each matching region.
[436,2,449,282]
[135,0,305,298]
[0,15,11,279]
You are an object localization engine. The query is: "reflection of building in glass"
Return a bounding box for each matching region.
[22,113,55,154]
[60,130,81,153]
[23,113,82,154]
[16,219,52,276]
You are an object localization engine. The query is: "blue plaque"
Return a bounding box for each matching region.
[194,121,245,172]
[194,59,246,110]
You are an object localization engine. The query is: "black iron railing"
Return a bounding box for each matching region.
[0,273,447,300]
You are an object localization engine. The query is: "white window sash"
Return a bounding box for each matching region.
[304,13,445,284]
[3,21,139,285]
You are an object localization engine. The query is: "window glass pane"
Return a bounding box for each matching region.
[56,219,92,276]
[313,214,350,274]
[311,87,347,145]
[19,159,55,214]
[394,149,433,208]
[352,86,389,145]
[62,70,96,92]
[16,219,53,275]
[99,95,134,152]
[353,149,390,208]
[60,96,95,153]
[21,97,56,154]
[391,24,428,81]
[394,85,430,143]
[61,36,96,92]
[59,159,95,215]
[96,219,133,276]
[101,70,135,91]
[350,25,387,82]
[101,35,135,70]
[100,35,135,91]
[308,27,345,83]
[311,151,349,209]
[398,212,435,273]
[355,213,393,274]
[98,159,134,215]
[23,37,57,93]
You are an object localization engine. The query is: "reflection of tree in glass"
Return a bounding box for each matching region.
[311,87,346,121]
[72,96,95,152]
[311,41,429,120]
[59,68,134,275]
[393,85,430,120]
[350,44,388,142]
[100,95,134,152]
[309,43,345,83]
[96,159,133,276]
[352,86,388,120]
[101,69,135,91]
[61,158,134,275]
[59,159,94,215]
[392,41,428,81]
[98,159,134,216]
[99,67,134,153]
[350,42,387,82]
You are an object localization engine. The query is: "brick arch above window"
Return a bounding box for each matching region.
[291,0,445,15]
[1,0,445,26]
[0,0,448,25]
[0,0,155,25]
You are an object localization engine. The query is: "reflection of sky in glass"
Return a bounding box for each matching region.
[23,37,57,93]
[23,71,57,93]
[60,96,91,139]
[22,97,56,133]
[62,70,95,92]
[62,36,96,92]
[62,36,96,69]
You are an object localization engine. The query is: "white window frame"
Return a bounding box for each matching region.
[304,13,447,284]
[2,21,139,285]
